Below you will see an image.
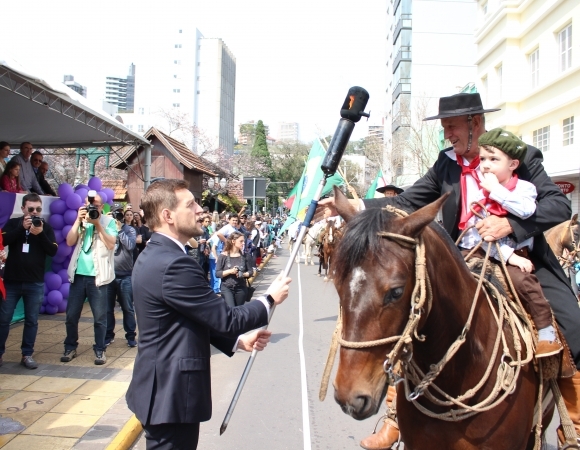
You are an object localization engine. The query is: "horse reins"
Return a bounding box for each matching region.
[557,220,580,270]
[320,204,536,424]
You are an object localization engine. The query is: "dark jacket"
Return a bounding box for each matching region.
[2,216,57,282]
[126,233,268,425]
[114,224,136,276]
[35,170,56,196]
[364,145,573,290]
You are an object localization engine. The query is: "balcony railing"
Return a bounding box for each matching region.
[394,14,412,42]
[393,46,411,73]
[392,78,411,102]
[392,112,410,133]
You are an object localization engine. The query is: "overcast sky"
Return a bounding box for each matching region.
[2,0,387,142]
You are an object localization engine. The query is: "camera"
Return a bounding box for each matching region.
[31,216,44,227]
[86,190,100,220]
[113,210,125,221]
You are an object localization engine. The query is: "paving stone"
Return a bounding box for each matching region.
[50,394,117,416]
[24,376,86,394]
[0,374,40,390]
[0,391,66,412]
[23,412,100,438]
[74,380,129,398]
[4,434,78,449]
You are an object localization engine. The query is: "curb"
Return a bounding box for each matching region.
[105,414,143,450]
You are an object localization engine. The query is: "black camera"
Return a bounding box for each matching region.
[31,216,44,227]
[87,190,100,220]
[114,210,125,221]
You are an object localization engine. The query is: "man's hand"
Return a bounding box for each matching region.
[265,272,292,305]
[475,215,513,242]
[314,197,338,223]
[77,206,87,222]
[507,253,534,273]
[237,329,272,352]
[22,215,32,230]
[29,220,43,235]
[479,172,501,193]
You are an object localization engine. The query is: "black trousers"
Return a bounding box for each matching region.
[144,422,200,450]
[221,284,247,307]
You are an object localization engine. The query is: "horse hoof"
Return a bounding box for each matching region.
[324,277,328,282]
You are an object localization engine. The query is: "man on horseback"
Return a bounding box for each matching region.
[318,92,580,449]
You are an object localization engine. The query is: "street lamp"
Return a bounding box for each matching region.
[207,177,227,212]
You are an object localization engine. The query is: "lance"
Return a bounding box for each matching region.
[220,86,370,435]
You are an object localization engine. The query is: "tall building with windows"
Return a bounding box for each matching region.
[475,0,579,214]
[277,122,299,142]
[105,64,135,113]
[63,75,87,98]
[385,0,477,187]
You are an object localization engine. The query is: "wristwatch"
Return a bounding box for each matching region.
[265,294,275,307]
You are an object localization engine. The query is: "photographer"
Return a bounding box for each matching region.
[215,231,253,307]
[62,192,116,365]
[0,194,57,369]
[105,207,137,348]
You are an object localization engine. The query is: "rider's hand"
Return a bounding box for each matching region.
[475,215,513,242]
[265,272,292,305]
[314,197,338,223]
[237,329,271,352]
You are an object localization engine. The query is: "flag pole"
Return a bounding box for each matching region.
[220,86,370,435]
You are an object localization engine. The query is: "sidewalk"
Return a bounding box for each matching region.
[0,304,135,449]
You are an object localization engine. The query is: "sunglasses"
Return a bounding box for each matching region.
[31,159,42,163]
[27,207,42,213]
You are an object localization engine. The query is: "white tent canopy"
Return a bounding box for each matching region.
[0,57,149,149]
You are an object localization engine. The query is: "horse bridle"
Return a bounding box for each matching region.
[558,221,580,270]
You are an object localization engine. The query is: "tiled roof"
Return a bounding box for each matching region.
[110,127,217,177]
[101,180,127,200]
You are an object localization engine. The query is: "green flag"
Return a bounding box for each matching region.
[365,169,387,199]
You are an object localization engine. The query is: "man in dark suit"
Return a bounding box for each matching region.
[30,151,56,196]
[126,179,291,449]
[319,93,580,449]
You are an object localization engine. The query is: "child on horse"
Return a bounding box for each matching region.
[458,128,562,358]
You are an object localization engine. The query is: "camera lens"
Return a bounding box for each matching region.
[32,217,43,227]
[88,208,100,220]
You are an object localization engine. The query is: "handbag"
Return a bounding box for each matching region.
[245,279,256,303]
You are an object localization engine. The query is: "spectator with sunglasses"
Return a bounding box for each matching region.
[0,194,57,369]
[30,151,56,196]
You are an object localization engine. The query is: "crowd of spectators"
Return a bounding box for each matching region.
[0,141,57,195]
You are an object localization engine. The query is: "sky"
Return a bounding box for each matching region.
[2,0,387,143]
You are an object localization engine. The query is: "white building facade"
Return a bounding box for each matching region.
[386,0,477,187]
[475,0,580,215]
[277,122,299,142]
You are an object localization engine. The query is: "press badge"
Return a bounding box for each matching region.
[22,243,30,253]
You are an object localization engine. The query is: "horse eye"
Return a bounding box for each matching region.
[383,287,405,305]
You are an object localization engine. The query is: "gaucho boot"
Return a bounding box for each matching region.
[557,371,580,446]
[360,386,400,450]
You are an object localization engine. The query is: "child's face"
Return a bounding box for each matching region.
[479,146,519,184]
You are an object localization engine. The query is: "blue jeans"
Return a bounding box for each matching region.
[209,259,221,293]
[65,274,108,353]
[0,281,44,356]
[106,275,137,341]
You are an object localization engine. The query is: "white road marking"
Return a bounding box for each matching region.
[297,264,312,450]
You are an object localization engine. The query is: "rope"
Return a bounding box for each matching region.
[552,378,580,449]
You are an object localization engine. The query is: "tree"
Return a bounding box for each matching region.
[251,120,272,169]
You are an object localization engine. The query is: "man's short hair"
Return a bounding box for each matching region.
[32,151,43,158]
[20,142,32,151]
[22,193,41,206]
[229,214,239,220]
[141,179,189,231]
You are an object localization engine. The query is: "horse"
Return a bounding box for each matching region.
[545,214,579,297]
[328,188,552,450]
[318,219,342,281]
[302,222,324,265]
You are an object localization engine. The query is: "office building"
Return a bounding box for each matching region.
[475,0,579,214]
[105,64,135,113]
[277,122,299,142]
[63,75,87,98]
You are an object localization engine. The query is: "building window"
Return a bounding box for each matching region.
[178,29,182,33]
[172,103,180,107]
[137,125,144,132]
[563,117,574,146]
[529,49,539,89]
[496,65,503,98]
[173,89,180,93]
[175,44,182,48]
[174,60,181,65]
[559,24,572,72]
[127,124,133,130]
[533,126,550,152]
[138,107,144,115]
[174,74,177,78]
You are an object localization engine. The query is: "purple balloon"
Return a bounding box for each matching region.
[96,191,107,204]
[62,225,73,238]
[88,177,102,191]
[49,199,67,215]
[40,305,46,314]
[103,188,115,203]
[57,269,69,284]
[52,262,64,273]
[45,304,59,315]
[57,300,67,313]
[75,189,88,203]
[56,243,72,258]
[52,253,66,264]
[63,209,78,226]
[75,184,88,191]
[49,214,65,230]
[47,290,63,306]
[45,272,62,291]
[54,230,63,243]
[44,284,49,294]
[66,193,83,210]
[59,283,70,299]
[58,183,74,200]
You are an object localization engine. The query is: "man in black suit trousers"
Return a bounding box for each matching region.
[126,179,291,449]
[319,93,580,449]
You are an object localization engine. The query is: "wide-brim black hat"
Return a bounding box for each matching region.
[423,93,500,121]
[376,185,404,194]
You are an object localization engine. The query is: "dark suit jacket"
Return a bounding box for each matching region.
[126,233,269,425]
[365,146,573,289]
[35,171,56,196]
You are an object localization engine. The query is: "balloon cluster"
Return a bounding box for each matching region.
[42,177,115,315]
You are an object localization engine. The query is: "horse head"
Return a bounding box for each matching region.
[330,187,449,420]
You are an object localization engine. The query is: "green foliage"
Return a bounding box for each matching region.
[251,120,272,169]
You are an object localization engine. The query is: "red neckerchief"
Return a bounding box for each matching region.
[0,230,5,301]
[459,174,520,229]
[457,155,481,230]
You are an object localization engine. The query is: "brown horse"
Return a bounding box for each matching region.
[318,219,342,281]
[545,214,579,296]
[329,189,549,450]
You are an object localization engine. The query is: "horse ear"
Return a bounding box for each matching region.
[399,193,451,238]
[572,214,578,225]
[333,185,357,222]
